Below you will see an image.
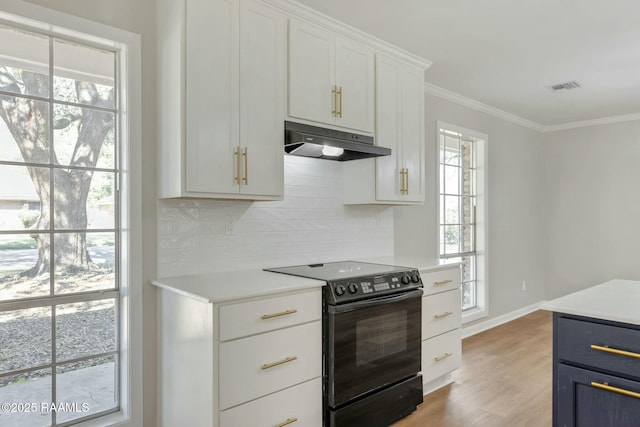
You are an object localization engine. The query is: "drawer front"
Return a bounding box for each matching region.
[557,317,640,380]
[420,267,461,296]
[557,363,640,427]
[220,377,322,427]
[421,329,461,384]
[219,289,321,341]
[422,288,461,340]
[219,321,321,409]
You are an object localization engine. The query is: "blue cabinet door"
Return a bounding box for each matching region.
[557,364,640,427]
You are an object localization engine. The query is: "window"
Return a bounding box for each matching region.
[0,6,140,426]
[438,122,487,320]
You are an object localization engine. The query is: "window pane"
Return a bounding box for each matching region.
[0,368,52,427]
[443,225,460,254]
[56,299,116,362]
[54,232,115,294]
[461,223,475,253]
[462,196,475,225]
[462,139,475,169]
[443,165,460,196]
[462,255,476,284]
[443,134,460,166]
[0,307,51,373]
[54,171,115,230]
[0,96,50,164]
[0,233,50,301]
[462,281,476,311]
[0,165,49,231]
[53,104,115,168]
[444,195,460,224]
[53,40,115,109]
[56,355,117,424]
[0,26,50,98]
[439,226,445,255]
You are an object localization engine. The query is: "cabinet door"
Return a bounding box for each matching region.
[239,0,285,197]
[374,54,403,201]
[400,65,425,202]
[557,364,640,427]
[335,37,374,132]
[288,19,335,126]
[185,0,240,194]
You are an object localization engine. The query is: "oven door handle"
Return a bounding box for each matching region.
[328,288,423,313]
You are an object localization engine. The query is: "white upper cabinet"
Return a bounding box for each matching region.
[344,54,425,205]
[288,19,375,133]
[158,0,285,199]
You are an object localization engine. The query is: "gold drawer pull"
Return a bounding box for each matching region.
[261,356,297,370]
[434,311,453,319]
[434,279,453,286]
[242,147,248,185]
[435,352,453,362]
[591,382,640,400]
[331,86,337,116]
[261,309,297,320]
[591,344,640,359]
[277,418,298,427]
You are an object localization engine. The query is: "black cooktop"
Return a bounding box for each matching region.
[264,261,411,281]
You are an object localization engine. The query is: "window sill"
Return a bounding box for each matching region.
[462,306,488,325]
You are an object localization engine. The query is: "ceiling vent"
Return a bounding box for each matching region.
[551,81,581,91]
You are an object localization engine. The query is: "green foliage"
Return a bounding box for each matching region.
[18,210,40,229]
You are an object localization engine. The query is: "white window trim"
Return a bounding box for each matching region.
[0,2,143,426]
[436,121,489,325]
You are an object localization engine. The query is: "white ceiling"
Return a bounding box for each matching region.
[295,0,640,127]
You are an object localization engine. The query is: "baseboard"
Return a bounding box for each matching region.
[422,373,454,396]
[461,301,544,339]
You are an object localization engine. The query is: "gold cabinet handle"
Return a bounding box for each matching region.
[399,169,405,194]
[331,85,337,116]
[434,311,453,319]
[337,86,343,118]
[405,167,409,194]
[261,309,298,320]
[242,147,248,185]
[591,344,640,359]
[435,352,453,362]
[277,418,299,427]
[591,382,640,400]
[234,147,241,184]
[434,279,453,286]
[261,356,297,370]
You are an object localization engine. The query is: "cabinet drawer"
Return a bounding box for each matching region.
[422,288,461,340]
[219,289,321,341]
[219,321,321,409]
[220,377,322,427]
[557,317,640,380]
[421,329,461,384]
[557,363,640,427]
[420,267,461,296]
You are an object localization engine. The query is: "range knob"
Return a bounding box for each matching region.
[401,275,410,285]
[348,283,358,294]
[411,274,421,283]
[334,285,346,296]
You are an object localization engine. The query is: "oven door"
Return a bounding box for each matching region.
[326,288,423,407]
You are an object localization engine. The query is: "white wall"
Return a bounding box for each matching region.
[395,92,547,324]
[157,155,394,277]
[23,1,159,426]
[543,120,640,298]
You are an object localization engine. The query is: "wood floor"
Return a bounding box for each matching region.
[393,310,553,427]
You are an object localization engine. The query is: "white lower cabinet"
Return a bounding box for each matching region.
[420,265,462,394]
[220,378,322,427]
[158,287,322,427]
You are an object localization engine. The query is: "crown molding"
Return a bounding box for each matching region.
[423,82,543,131]
[541,112,640,132]
[424,82,640,133]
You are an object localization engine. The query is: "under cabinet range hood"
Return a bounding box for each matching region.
[284,121,391,161]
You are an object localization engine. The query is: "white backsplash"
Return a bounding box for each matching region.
[157,155,394,277]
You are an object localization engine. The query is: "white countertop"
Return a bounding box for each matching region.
[151,269,324,303]
[542,279,640,326]
[151,256,460,304]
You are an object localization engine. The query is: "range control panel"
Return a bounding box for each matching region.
[326,269,423,305]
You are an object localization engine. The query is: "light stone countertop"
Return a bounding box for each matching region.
[542,279,640,326]
[151,256,461,303]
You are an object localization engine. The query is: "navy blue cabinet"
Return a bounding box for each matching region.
[553,313,640,427]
